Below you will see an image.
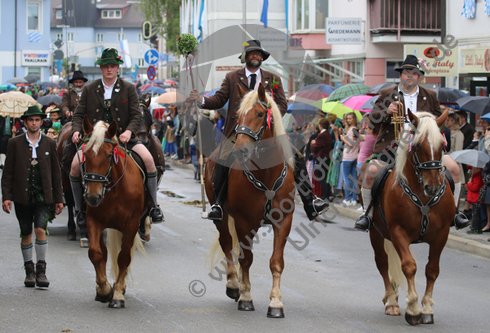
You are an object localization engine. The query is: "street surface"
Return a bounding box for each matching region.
[0,164,488,333]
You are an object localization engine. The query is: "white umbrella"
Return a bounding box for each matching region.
[450,150,490,168]
[0,91,41,117]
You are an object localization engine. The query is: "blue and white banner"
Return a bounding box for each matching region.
[198,0,208,43]
[119,40,132,69]
[29,32,41,42]
[461,0,475,18]
[260,0,269,28]
[485,0,490,15]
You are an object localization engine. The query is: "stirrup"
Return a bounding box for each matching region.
[207,204,223,221]
[312,197,329,216]
[354,214,372,232]
[454,212,470,230]
[149,206,165,224]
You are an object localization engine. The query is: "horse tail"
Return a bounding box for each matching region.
[107,228,148,281]
[384,239,408,291]
[206,216,240,274]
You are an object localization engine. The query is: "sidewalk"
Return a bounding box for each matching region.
[169,158,490,260]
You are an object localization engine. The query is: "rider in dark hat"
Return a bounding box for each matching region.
[61,70,88,125]
[190,40,329,223]
[69,48,164,247]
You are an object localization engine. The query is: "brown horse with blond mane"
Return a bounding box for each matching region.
[363,108,454,325]
[206,83,295,318]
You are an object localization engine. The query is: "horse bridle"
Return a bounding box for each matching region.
[235,100,274,158]
[80,138,128,195]
[408,146,444,184]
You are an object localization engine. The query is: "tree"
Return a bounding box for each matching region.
[136,0,180,54]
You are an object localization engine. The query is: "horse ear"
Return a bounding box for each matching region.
[436,107,449,128]
[237,83,247,100]
[257,83,266,102]
[82,115,93,135]
[408,108,419,128]
[145,97,151,109]
[108,120,118,139]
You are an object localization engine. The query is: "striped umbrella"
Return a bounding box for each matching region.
[326,84,371,102]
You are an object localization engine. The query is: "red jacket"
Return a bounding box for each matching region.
[311,130,333,159]
[466,171,483,204]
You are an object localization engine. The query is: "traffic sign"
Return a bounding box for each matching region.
[53,50,64,60]
[147,65,156,81]
[144,49,159,65]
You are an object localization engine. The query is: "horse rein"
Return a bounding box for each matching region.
[79,138,128,195]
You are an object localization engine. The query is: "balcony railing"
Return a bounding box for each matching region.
[369,0,441,40]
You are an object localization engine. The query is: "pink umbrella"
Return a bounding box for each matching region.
[288,90,328,105]
[139,83,162,91]
[340,95,374,112]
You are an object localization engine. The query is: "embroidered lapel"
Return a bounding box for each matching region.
[96,79,104,106]
[111,79,122,106]
[417,90,428,111]
[238,68,249,90]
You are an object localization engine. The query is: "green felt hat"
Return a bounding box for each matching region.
[21,105,46,120]
[95,48,125,66]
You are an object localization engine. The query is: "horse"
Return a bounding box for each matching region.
[56,122,78,241]
[364,108,454,325]
[136,98,165,242]
[206,83,296,318]
[81,116,146,308]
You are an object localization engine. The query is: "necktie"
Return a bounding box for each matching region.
[249,74,257,91]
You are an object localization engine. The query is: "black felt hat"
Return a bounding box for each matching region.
[69,70,88,84]
[395,55,425,75]
[238,40,270,63]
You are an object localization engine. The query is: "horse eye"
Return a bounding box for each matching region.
[258,112,264,118]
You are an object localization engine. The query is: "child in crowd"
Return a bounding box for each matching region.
[466,166,485,234]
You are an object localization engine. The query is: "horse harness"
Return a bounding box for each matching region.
[235,99,288,221]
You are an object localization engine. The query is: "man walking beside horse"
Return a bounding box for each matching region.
[189,40,329,223]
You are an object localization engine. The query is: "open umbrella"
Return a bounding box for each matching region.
[0,84,15,91]
[37,95,62,106]
[0,91,41,117]
[41,82,60,88]
[312,100,362,121]
[456,96,490,115]
[450,150,490,168]
[287,102,319,115]
[143,86,167,95]
[327,84,371,102]
[164,80,177,85]
[58,81,68,89]
[288,90,328,105]
[7,77,28,84]
[339,95,374,112]
[24,73,41,84]
[366,83,394,96]
[298,84,335,95]
[154,91,186,104]
[360,95,379,111]
[434,87,468,105]
[139,83,162,91]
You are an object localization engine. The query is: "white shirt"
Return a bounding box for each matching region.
[102,79,116,100]
[245,67,262,90]
[26,132,41,158]
[398,84,419,115]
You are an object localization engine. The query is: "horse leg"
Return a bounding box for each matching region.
[109,231,136,309]
[235,222,254,311]
[267,214,293,318]
[391,235,422,325]
[139,213,151,243]
[88,225,113,303]
[421,237,446,324]
[218,213,240,301]
[369,230,400,316]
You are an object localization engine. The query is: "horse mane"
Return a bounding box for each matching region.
[395,112,444,183]
[237,90,295,168]
[84,121,114,155]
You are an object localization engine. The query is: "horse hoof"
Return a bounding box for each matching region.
[95,289,114,303]
[421,313,434,324]
[267,307,284,318]
[405,312,422,325]
[385,305,401,316]
[237,300,255,311]
[226,287,239,301]
[109,300,125,308]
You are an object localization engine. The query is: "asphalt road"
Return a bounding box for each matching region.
[0,165,489,333]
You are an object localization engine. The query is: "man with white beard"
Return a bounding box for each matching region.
[61,71,88,124]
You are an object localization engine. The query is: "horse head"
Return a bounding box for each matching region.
[137,98,153,146]
[233,83,274,164]
[82,116,118,207]
[401,108,449,197]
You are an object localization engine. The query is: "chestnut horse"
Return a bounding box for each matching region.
[206,84,295,318]
[81,117,146,308]
[365,109,453,325]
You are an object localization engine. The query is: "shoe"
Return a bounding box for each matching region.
[207,204,223,221]
[454,212,470,230]
[342,199,350,206]
[467,229,483,234]
[80,238,89,248]
[354,214,372,232]
[482,227,490,232]
[150,205,165,223]
[350,200,357,206]
[24,261,36,287]
[35,261,49,288]
[356,206,364,211]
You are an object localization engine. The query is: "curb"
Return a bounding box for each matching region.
[170,160,490,260]
[333,203,490,260]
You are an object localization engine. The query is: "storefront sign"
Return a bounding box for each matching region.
[257,28,288,51]
[215,66,242,71]
[460,48,490,73]
[326,18,362,44]
[21,50,51,66]
[404,44,458,77]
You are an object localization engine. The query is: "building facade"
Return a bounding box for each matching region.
[0,0,52,83]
